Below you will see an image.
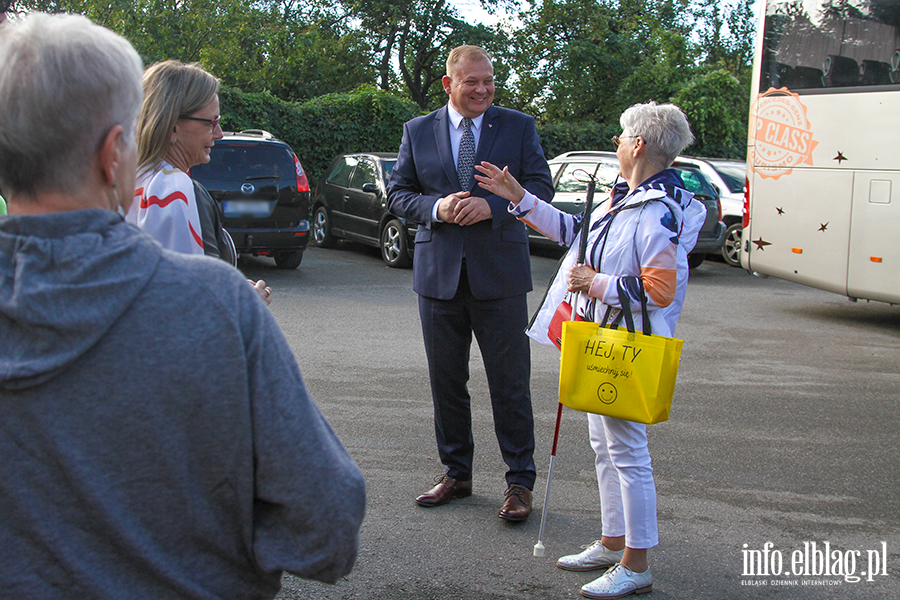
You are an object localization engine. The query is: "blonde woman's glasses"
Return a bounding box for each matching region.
[179,115,221,129]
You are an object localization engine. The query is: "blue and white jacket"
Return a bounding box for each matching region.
[510,169,706,346]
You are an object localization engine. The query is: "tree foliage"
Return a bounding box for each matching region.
[504,0,754,158]
[333,0,513,110]
[18,0,372,100]
[673,69,748,158]
[14,0,757,158]
[508,0,695,123]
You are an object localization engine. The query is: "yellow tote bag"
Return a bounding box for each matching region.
[558,320,683,424]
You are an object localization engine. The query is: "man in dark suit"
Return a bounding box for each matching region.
[388,45,553,522]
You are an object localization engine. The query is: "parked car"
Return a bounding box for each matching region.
[311,152,415,268]
[190,129,310,269]
[542,151,726,268]
[675,156,747,267]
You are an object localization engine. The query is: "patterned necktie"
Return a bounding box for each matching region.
[457,117,475,190]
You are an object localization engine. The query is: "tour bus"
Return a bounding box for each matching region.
[743,0,900,304]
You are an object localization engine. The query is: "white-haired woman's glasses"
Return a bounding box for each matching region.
[612,134,639,149]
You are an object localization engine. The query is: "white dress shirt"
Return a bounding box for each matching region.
[432,103,486,222]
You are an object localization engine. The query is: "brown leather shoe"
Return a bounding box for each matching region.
[415,474,472,507]
[498,484,532,521]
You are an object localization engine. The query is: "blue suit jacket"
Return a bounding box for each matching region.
[387,105,554,300]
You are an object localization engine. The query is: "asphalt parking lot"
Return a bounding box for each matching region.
[237,244,900,600]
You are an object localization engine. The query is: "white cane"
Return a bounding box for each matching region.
[534,174,597,557]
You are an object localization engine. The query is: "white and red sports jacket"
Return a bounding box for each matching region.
[127,161,204,256]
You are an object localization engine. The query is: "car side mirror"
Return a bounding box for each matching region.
[362,182,379,194]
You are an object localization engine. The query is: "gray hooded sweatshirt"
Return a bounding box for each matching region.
[0,210,365,599]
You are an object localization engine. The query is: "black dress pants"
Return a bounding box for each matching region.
[417,268,536,489]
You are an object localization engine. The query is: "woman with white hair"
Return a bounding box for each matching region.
[475,101,706,599]
[0,13,365,598]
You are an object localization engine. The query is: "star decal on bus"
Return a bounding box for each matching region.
[833,151,847,163]
[776,207,784,215]
[753,238,772,250]
[819,222,829,232]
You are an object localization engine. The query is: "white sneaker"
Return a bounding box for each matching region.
[580,563,652,599]
[556,540,625,571]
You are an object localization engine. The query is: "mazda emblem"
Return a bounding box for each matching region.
[241,183,255,194]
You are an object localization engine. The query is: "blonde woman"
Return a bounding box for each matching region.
[128,60,271,303]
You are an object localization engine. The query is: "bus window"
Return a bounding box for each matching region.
[760,0,900,93]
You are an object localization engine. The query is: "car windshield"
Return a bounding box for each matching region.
[554,162,598,193]
[195,143,295,182]
[710,163,746,193]
[327,157,358,187]
[381,159,396,185]
[552,160,620,194]
[673,167,718,198]
[349,160,377,190]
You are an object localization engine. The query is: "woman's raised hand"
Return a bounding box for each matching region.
[474,161,526,205]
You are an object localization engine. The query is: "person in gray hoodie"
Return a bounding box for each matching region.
[0,13,365,600]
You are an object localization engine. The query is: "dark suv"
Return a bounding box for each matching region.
[312,152,415,268]
[190,130,310,269]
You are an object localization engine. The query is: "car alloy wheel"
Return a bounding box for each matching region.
[721,222,742,267]
[380,219,411,268]
[313,206,334,248]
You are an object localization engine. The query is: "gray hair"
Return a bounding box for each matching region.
[0,12,143,196]
[137,60,220,172]
[620,102,694,169]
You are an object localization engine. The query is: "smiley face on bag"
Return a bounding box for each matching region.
[597,383,618,404]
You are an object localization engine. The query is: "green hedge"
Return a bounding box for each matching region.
[219,85,422,188]
[218,84,619,186]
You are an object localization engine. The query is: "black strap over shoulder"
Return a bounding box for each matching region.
[193,179,237,266]
[601,278,651,336]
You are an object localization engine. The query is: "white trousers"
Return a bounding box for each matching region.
[588,413,658,549]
